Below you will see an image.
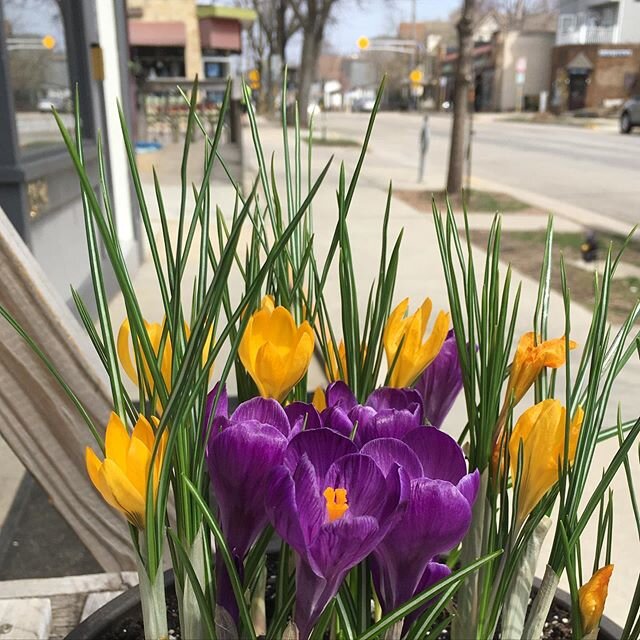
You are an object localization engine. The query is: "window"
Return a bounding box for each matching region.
[2,0,73,155]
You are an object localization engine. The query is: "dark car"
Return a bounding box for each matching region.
[620,96,640,133]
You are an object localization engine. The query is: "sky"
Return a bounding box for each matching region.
[327,0,461,53]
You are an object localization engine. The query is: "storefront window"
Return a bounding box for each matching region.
[2,0,73,154]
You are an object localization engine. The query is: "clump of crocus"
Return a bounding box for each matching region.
[367,427,479,617]
[205,388,290,621]
[266,429,408,639]
[85,412,166,529]
[504,332,577,407]
[239,296,314,402]
[509,399,583,526]
[117,318,213,397]
[323,381,424,444]
[579,565,614,636]
[383,297,449,388]
[414,329,463,428]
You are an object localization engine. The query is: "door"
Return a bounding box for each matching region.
[568,72,589,111]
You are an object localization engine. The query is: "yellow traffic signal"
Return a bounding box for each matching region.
[357,36,370,50]
[248,69,260,90]
[409,69,423,84]
[42,34,56,50]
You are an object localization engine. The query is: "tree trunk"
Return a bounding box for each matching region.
[446,0,475,194]
[297,25,323,128]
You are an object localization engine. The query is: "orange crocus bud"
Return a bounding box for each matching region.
[506,332,577,406]
[579,565,614,635]
[383,297,449,389]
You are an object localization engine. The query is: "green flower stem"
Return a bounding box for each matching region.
[502,516,552,639]
[136,536,168,640]
[522,564,560,640]
[451,470,488,640]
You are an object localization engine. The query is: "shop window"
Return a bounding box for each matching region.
[2,0,73,155]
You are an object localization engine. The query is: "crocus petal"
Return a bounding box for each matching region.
[126,431,152,499]
[100,458,146,528]
[321,406,357,438]
[579,565,614,634]
[403,426,469,484]
[207,422,288,559]
[105,412,129,471]
[203,382,229,436]
[232,397,290,436]
[325,381,358,410]
[286,402,322,436]
[415,329,463,428]
[373,477,473,611]
[284,429,357,479]
[324,453,389,520]
[117,319,138,385]
[356,410,421,446]
[365,387,424,420]
[311,387,327,412]
[86,448,119,512]
[360,438,424,480]
[346,405,376,436]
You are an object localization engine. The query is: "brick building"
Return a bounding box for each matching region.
[551,0,640,111]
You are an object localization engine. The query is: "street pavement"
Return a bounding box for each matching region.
[318,111,640,227]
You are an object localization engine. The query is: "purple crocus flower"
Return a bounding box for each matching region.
[205,391,290,621]
[366,426,479,616]
[266,429,409,639]
[414,329,463,428]
[323,381,424,445]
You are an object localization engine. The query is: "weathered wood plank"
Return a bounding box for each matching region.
[0,206,135,570]
[81,590,125,620]
[0,598,51,639]
[0,572,137,598]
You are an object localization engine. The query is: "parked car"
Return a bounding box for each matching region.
[352,97,376,112]
[620,96,640,133]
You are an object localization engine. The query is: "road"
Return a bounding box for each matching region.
[319,111,640,226]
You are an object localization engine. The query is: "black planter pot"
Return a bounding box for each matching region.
[67,571,623,640]
[65,571,176,640]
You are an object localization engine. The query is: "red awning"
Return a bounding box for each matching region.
[199,18,241,51]
[128,21,186,47]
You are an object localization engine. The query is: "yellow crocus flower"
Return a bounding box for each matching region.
[383,297,449,388]
[117,318,213,396]
[579,565,614,635]
[509,399,583,526]
[239,297,314,402]
[85,413,167,529]
[506,332,577,406]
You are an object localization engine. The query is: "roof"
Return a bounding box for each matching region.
[196,5,257,25]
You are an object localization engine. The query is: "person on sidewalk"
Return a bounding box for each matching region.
[418,114,430,183]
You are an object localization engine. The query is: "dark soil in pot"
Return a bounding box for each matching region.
[68,566,622,640]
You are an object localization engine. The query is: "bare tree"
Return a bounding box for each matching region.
[446,0,476,194]
[237,0,301,114]
[290,0,341,127]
